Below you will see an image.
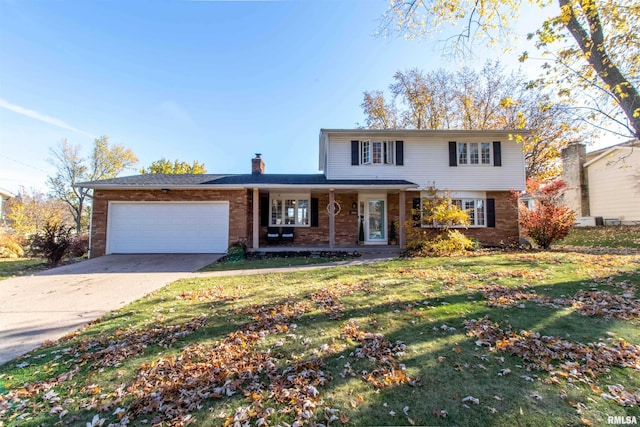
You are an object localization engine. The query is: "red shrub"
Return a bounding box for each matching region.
[518,179,576,249]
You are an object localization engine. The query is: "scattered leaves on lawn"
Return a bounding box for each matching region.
[177,285,239,302]
[341,320,415,388]
[465,316,640,406]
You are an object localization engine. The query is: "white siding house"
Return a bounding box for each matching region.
[585,144,640,223]
[320,129,527,191]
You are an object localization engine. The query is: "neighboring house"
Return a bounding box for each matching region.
[0,188,13,226]
[77,129,527,256]
[562,140,640,225]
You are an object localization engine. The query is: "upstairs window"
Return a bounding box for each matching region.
[361,140,395,165]
[458,142,491,165]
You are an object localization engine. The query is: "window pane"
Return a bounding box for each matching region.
[465,200,475,224]
[384,141,394,164]
[476,199,485,225]
[362,141,370,164]
[481,143,491,164]
[271,199,283,225]
[297,199,309,225]
[458,143,467,164]
[470,143,479,164]
[285,199,296,225]
[372,142,382,164]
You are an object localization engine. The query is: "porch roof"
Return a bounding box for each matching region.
[76,173,418,191]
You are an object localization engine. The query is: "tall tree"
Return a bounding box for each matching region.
[378,0,640,139]
[360,62,578,179]
[140,159,207,174]
[48,136,138,233]
[359,91,399,129]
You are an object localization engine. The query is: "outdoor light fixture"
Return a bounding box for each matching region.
[161,188,170,193]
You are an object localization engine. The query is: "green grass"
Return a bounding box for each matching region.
[2,251,640,426]
[559,225,640,248]
[199,255,349,271]
[0,258,48,280]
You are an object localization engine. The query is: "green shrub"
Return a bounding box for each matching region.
[0,233,24,258]
[224,242,247,263]
[30,220,73,265]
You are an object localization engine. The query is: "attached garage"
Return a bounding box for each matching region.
[106,202,229,254]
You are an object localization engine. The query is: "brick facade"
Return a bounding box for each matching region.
[90,189,250,257]
[404,190,519,247]
[90,189,518,257]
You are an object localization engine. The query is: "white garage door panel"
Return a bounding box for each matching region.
[108,203,229,253]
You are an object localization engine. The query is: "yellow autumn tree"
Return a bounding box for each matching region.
[359,62,578,179]
[6,188,67,242]
[140,159,207,174]
[48,136,138,233]
[379,0,640,140]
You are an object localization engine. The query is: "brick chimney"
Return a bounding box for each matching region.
[252,153,265,175]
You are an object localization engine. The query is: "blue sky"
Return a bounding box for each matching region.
[1,0,557,194]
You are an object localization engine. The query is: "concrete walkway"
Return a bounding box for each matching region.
[0,254,222,365]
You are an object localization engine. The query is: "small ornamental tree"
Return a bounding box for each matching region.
[517,179,576,249]
[407,187,475,256]
[30,219,73,265]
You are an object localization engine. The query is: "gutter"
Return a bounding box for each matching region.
[75,183,419,191]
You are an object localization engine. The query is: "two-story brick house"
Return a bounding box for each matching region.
[78,129,527,257]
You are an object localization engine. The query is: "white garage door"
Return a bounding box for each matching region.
[107,202,229,254]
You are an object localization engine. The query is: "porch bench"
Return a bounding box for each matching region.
[265,227,295,244]
[266,227,280,244]
[281,227,294,243]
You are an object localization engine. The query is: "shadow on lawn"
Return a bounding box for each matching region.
[3,267,639,427]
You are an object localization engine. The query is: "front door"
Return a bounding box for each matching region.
[362,198,387,244]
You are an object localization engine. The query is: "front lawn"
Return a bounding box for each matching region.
[200,255,350,272]
[1,250,639,426]
[0,258,48,281]
[559,225,640,249]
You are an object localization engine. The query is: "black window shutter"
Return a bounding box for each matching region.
[260,196,269,227]
[487,198,496,228]
[412,198,421,227]
[448,141,457,166]
[351,140,359,166]
[311,197,319,227]
[493,141,502,167]
[395,140,404,166]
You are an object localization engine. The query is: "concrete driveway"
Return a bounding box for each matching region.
[0,254,222,365]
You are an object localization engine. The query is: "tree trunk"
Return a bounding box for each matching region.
[560,0,640,139]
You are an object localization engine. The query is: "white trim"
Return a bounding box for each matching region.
[458,142,492,166]
[584,146,634,168]
[320,128,531,139]
[268,192,311,227]
[359,193,388,245]
[358,140,396,166]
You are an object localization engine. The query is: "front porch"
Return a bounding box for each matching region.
[248,188,413,250]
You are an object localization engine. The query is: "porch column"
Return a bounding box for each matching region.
[399,190,406,248]
[252,188,259,250]
[329,189,335,248]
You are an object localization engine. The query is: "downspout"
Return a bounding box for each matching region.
[87,191,93,259]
